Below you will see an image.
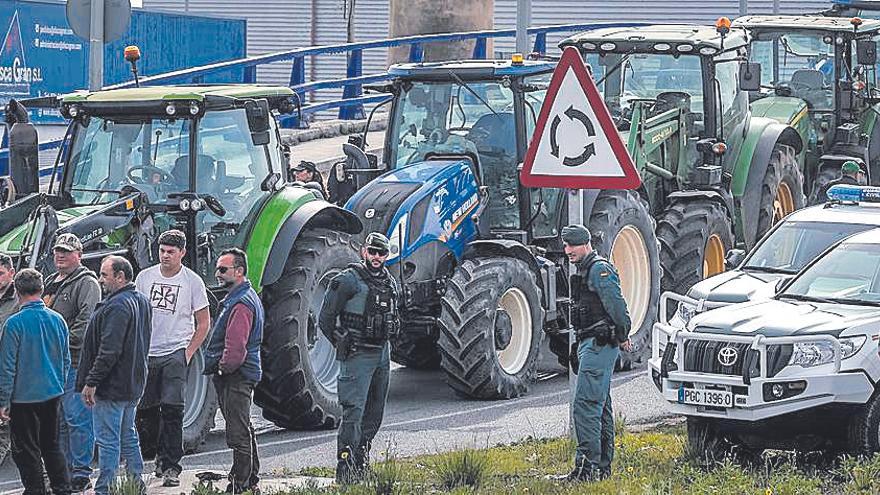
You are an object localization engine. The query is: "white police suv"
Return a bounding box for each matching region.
[664,185,880,335]
[650,217,880,456]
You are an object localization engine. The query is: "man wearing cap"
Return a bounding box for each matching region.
[290,160,327,199]
[560,224,631,482]
[817,160,862,203]
[43,233,101,491]
[319,232,400,485]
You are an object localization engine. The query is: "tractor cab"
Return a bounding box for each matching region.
[734,15,880,197]
[366,58,562,242]
[561,23,755,196]
[3,85,297,285]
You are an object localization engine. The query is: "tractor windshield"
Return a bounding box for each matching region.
[391,80,516,171]
[66,116,193,205]
[584,52,705,129]
[749,32,836,110]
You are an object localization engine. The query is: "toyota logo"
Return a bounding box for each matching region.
[717,346,738,367]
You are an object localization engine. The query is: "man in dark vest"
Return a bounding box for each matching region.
[204,248,264,494]
[319,232,400,485]
[561,224,631,482]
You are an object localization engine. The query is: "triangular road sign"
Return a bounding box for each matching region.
[520,46,641,190]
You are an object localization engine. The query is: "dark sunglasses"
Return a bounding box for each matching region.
[215,266,235,274]
[367,247,388,256]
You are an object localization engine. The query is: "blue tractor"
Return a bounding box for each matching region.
[334,58,661,399]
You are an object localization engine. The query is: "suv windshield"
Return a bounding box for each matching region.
[749,32,836,110]
[782,241,880,303]
[745,221,872,273]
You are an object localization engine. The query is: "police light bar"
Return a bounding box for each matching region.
[827,184,880,203]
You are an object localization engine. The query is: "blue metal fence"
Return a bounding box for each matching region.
[1,21,644,173]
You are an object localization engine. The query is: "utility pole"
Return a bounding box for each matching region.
[88,0,104,91]
[516,0,531,54]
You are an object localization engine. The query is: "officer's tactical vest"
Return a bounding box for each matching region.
[339,263,400,344]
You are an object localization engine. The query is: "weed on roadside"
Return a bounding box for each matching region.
[433,448,492,490]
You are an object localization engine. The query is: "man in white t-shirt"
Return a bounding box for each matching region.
[134,230,210,487]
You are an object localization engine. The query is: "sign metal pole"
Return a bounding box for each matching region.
[88,0,104,91]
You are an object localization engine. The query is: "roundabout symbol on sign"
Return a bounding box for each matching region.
[549,105,596,167]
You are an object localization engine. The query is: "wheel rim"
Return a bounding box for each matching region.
[610,226,651,338]
[183,350,208,430]
[773,181,795,224]
[496,287,532,375]
[308,270,342,397]
[703,234,726,278]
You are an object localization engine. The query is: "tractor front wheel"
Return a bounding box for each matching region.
[438,257,544,399]
[254,228,359,429]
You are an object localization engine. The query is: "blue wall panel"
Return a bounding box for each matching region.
[0,0,246,123]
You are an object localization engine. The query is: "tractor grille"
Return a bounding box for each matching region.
[349,182,422,238]
[683,339,791,378]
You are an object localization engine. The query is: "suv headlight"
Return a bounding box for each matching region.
[789,336,867,368]
[675,301,697,325]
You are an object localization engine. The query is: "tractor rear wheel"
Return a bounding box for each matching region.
[254,228,358,429]
[438,257,544,399]
[392,333,441,370]
[657,199,734,306]
[588,190,660,370]
[757,144,804,241]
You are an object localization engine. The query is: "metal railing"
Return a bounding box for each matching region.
[0,21,646,172]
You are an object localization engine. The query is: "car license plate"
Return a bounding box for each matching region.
[678,387,733,408]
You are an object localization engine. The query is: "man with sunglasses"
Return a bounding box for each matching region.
[319,232,400,485]
[203,248,263,494]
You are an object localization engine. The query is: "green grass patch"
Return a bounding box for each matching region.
[245,425,880,495]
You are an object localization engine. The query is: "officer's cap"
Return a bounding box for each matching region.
[842,161,861,174]
[364,232,390,252]
[562,224,591,246]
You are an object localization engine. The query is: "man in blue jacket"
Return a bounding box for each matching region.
[204,248,263,494]
[78,256,152,495]
[0,269,72,495]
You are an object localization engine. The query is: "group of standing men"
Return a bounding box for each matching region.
[0,230,264,494]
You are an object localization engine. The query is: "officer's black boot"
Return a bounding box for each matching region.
[563,458,598,482]
[335,448,360,485]
[357,442,372,475]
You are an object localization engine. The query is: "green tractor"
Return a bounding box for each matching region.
[732,15,880,203]
[1,84,362,450]
[562,23,806,298]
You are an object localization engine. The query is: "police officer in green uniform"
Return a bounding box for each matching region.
[318,232,400,485]
[562,224,632,482]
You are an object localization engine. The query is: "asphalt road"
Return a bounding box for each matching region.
[0,347,673,489]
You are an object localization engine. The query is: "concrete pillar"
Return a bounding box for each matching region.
[388,0,494,64]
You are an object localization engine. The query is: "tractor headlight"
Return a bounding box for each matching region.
[190,199,203,211]
[387,214,408,261]
[179,199,191,211]
[789,336,866,368]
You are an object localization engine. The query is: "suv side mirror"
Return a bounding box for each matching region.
[245,99,271,146]
[857,40,877,66]
[724,248,746,270]
[739,62,762,92]
[775,277,787,293]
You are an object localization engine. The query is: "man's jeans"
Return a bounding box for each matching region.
[213,372,260,489]
[59,366,94,479]
[573,337,619,471]
[93,399,144,495]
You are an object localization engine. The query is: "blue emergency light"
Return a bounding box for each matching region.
[827,184,880,203]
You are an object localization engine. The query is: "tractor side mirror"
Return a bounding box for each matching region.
[5,99,38,198]
[724,248,746,270]
[245,99,271,146]
[739,62,762,92]
[857,40,878,66]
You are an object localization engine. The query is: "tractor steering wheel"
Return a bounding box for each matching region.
[127,165,172,185]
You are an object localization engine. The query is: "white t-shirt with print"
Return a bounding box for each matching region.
[135,264,209,358]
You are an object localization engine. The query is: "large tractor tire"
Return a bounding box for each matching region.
[254,228,359,429]
[392,333,441,370]
[589,190,660,370]
[808,167,842,206]
[438,257,544,399]
[757,144,804,240]
[657,199,735,304]
[183,350,219,453]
